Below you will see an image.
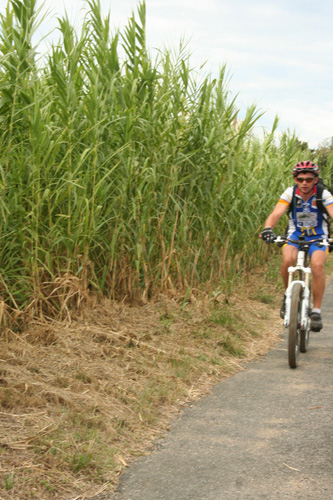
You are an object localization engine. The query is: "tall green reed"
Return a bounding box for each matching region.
[0,0,304,320]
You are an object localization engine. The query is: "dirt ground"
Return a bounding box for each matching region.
[0,270,283,500]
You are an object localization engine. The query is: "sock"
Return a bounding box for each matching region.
[312,308,321,314]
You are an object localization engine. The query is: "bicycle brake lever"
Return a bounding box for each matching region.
[274,236,286,247]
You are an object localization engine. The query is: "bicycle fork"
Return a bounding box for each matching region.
[284,256,311,329]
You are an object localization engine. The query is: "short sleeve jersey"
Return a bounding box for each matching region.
[278,185,333,237]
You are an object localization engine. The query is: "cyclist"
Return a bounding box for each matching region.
[261,161,333,332]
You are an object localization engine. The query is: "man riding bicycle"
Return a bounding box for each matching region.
[261,161,333,332]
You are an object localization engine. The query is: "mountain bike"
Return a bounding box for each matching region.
[273,235,331,368]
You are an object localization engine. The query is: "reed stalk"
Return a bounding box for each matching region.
[0,0,306,319]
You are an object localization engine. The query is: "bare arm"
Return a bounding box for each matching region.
[325,204,333,219]
[264,203,289,229]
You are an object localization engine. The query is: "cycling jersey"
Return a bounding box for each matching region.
[278,185,333,238]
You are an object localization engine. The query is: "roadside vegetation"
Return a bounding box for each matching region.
[0,0,332,498]
[0,0,302,323]
[1,267,284,500]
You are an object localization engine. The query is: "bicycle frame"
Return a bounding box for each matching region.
[283,249,311,330]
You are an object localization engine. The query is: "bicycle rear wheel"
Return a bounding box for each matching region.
[300,326,309,353]
[288,283,302,368]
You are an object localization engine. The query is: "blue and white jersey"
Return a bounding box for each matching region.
[278,185,333,237]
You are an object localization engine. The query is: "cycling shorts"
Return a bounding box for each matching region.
[287,231,328,258]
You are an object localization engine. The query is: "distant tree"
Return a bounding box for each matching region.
[313,137,333,183]
[295,139,309,151]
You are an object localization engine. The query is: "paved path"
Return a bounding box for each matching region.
[113,282,333,500]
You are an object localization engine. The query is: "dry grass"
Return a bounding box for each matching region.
[0,270,283,500]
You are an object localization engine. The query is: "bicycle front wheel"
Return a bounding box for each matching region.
[288,283,302,368]
[300,282,311,353]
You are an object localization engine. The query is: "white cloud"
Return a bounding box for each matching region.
[249,4,283,18]
[149,0,221,13]
[260,102,333,148]
[0,0,332,148]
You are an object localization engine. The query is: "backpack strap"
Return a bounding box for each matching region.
[315,182,328,219]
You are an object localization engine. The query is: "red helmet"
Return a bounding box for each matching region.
[292,161,319,178]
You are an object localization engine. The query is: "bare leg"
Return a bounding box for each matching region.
[281,245,298,289]
[310,249,327,309]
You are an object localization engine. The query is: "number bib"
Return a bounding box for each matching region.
[296,212,318,229]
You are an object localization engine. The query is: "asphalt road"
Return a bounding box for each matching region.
[113,282,333,500]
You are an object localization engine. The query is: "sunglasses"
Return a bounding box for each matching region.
[296,177,315,183]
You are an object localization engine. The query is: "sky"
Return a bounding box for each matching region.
[1,0,332,149]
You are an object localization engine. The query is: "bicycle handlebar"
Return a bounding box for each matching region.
[272,235,333,251]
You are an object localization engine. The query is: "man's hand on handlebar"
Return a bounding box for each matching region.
[260,233,333,252]
[260,227,276,244]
